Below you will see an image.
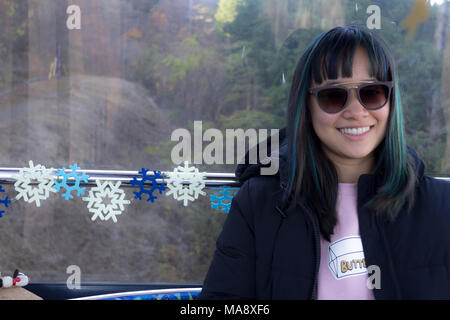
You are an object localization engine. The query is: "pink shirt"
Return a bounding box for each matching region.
[317,183,374,300]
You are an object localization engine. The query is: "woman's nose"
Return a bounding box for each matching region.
[343,88,368,115]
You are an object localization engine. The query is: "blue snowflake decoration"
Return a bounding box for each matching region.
[210,187,240,213]
[54,163,90,200]
[0,185,11,218]
[106,290,199,300]
[130,169,166,203]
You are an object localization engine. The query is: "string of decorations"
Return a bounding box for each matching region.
[0,269,29,289]
[0,161,240,223]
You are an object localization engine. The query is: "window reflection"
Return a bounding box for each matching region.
[0,0,448,283]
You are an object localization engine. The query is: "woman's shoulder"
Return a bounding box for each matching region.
[420,175,450,194]
[415,175,450,213]
[232,175,283,219]
[236,175,283,201]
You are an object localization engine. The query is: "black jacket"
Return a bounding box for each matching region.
[198,131,450,300]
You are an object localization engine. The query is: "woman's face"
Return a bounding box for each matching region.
[308,47,390,173]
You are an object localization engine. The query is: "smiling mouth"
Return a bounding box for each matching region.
[336,125,375,135]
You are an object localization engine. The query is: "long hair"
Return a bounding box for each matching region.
[285,25,418,241]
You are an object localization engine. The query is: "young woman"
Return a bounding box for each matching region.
[198,25,450,299]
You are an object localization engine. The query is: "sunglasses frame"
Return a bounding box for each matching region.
[308,80,394,114]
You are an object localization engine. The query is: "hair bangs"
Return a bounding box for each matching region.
[310,26,393,85]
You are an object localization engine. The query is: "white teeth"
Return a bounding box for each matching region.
[339,126,371,135]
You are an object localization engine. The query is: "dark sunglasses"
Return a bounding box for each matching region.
[308,81,394,114]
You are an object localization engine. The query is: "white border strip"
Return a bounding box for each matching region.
[69,287,202,300]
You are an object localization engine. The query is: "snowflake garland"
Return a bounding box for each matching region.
[165,161,206,206]
[82,180,131,223]
[53,163,89,200]
[4,160,236,221]
[0,185,11,218]
[209,187,239,213]
[130,169,166,203]
[14,161,57,207]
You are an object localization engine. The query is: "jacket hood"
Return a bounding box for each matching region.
[235,127,426,196]
[235,127,289,185]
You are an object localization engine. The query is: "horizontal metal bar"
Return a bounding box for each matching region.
[0,168,448,187]
[0,168,237,178]
[0,168,241,187]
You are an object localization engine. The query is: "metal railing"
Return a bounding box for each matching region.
[0,167,448,187]
[0,167,241,187]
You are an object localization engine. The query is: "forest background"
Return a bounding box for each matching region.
[0,0,448,283]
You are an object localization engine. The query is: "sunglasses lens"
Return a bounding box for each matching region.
[317,88,347,113]
[359,84,389,109]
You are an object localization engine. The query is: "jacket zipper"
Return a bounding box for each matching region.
[301,202,321,300]
[375,214,402,299]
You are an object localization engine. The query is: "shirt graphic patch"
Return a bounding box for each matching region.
[328,236,367,280]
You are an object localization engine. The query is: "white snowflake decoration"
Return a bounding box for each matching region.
[14,161,57,207]
[165,161,206,206]
[81,180,131,223]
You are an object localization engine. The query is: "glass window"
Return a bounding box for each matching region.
[0,0,448,286]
